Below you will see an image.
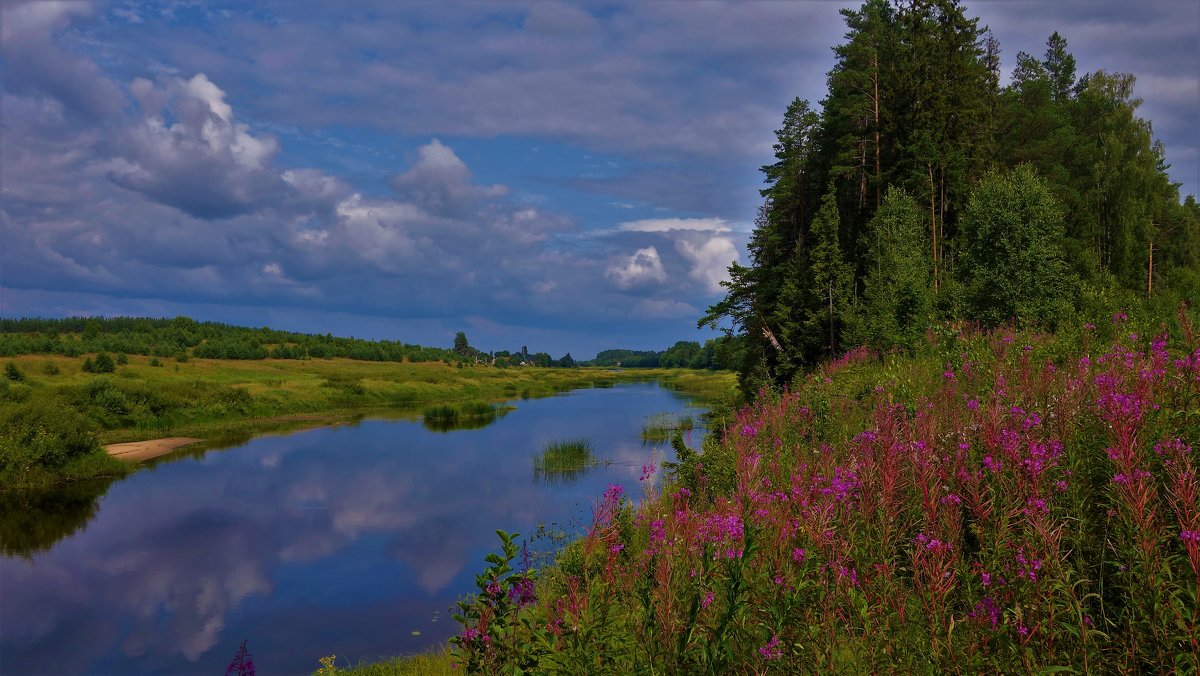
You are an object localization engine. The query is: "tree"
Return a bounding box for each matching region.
[800,187,855,358]
[960,165,1075,326]
[453,332,471,357]
[855,188,933,348]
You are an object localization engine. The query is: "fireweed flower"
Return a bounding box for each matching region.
[758,634,782,660]
[701,590,715,609]
[508,578,536,608]
[640,461,657,481]
[792,548,806,563]
[1182,531,1200,543]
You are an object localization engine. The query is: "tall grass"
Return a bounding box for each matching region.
[451,314,1200,673]
[532,438,603,483]
[641,412,696,443]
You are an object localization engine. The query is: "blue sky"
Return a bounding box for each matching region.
[2,1,1197,359]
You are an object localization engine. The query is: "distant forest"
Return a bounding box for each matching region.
[702,0,1200,390]
[586,339,737,369]
[0,317,579,368]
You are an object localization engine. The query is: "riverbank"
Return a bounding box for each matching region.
[0,354,734,491]
[104,437,203,462]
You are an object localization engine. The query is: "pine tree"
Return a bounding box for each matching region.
[856,188,932,348]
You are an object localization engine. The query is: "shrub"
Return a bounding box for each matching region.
[4,361,25,382]
[92,352,115,373]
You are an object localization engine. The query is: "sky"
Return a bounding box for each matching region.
[2,0,1197,359]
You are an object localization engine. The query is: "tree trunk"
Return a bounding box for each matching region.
[829,281,835,354]
[1147,239,1154,298]
[873,53,882,210]
[928,164,938,293]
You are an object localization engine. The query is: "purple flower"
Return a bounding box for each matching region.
[758,634,782,660]
[1182,530,1200,543]
[508,578,537,608]
[701,590,715,609]
[225,640,255,676]
[792,547,806,563]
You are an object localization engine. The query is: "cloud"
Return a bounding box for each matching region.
[618,217,732,233]
[675,235,738,294]
[388,138,506,218]
[0,0,125,120]
[104,74,285,219]
[606,246,668,289]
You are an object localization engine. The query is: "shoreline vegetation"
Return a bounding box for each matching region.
[0,349,734,492]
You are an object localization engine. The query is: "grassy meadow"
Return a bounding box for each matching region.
[443,315,1199,673]
[0,351,733,490]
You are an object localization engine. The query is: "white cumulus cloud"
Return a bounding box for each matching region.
[606,246,668,289]
[676,235,738,294]
[617,217,731,233]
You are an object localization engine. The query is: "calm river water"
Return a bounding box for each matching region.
[0,382,703,674]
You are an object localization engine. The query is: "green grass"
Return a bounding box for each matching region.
[640,412,696,443]
[0,353,734,490]
[532,438,603,482]
[314,648,455,675]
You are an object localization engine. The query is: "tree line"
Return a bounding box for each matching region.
[586,338,741,369]
[701,0,1200,390]
[0,317,564,368]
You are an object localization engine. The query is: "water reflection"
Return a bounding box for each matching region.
[0,383,701,675]
[0,479,116,558]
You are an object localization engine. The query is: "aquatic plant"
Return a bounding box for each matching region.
[532,438,604,484]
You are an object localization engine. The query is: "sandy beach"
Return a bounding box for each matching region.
[104,437,203,462]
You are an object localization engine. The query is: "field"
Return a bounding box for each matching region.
[0,353,733,490]
[447,317,1200,673]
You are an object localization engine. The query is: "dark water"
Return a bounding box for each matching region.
[0,383,702,675]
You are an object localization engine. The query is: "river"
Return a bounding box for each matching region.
[0,382,703,674]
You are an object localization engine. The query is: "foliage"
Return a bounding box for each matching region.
[5,362,25,382]
[853,188,932,349]
[703,2,1200,390]
[960,165,1076,326]
[457,317,1200,672]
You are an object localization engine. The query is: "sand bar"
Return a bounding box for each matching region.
[105,437,204,462]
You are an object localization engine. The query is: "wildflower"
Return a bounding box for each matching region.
[1084,322,1095,331]
[967,398,980,411]
[740,424,758,438]
[701,590,715,609]
[640,460,657,481]
[508,578,536,608]
[981,572,991,587]
[610,543,625,554]
[792,547,806,563]
[982,455,1001,473]
[1182,531,1200,543]
[225,640,255,676]
[970,597,1001,629]
[943,370,955,380]
[758,634,782,660]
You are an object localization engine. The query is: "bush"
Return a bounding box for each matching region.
[0,398,101,472]
[42,361,60,376]
[116,352,128,365]
[91,352,115,374]
[4,361,25,382]
[149,357,162,367]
